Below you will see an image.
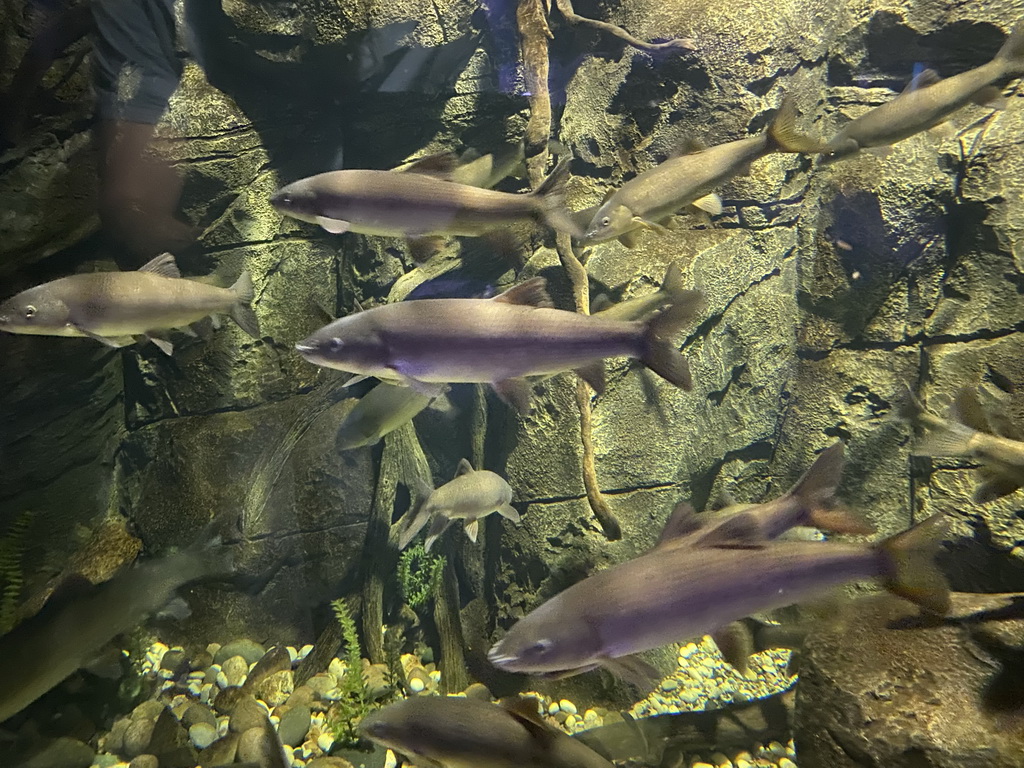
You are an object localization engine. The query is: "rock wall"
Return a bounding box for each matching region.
[0,0,1022,670]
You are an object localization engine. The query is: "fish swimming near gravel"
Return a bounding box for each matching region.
[270,156,581,241]
[580,97,823,247]
[295,277,705,415]
[821,23,1024,162]
[398,458,519,551]
[359,694,616,768]
[487,508,949,683]
[899,386,1024,502]
[591,262,690,323]
[0,253,260,355]
[335,382,435,451]
[0,529,233,723]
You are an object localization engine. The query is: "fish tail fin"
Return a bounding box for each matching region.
[397,478,434,550]
[877,513,951,615]
[767,96,828,154]
[229,270,261,339]
[895,386,976,457]
[995,23,1024,76]
[533,157,584,238]
[639,290,706,390]
[660,262,689,304]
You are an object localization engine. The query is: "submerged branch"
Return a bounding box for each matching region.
[517,0,553,182]
[553,0,696,52]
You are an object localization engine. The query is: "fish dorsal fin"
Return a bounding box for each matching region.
[454,458,475,478]
[499,697,554,741]
[138,253,181,279]
[692,512,766,549]
[492,277,554,309]
[394,151,461,178]
[951,387,992,434]
[670,137,708,157]
[655,502,704,549]
[902,68,941,94]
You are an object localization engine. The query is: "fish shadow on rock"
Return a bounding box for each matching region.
[936,515,1024,594]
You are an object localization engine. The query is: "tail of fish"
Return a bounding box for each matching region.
[877,513,951,615]
[660,262,689,304]
[896,387,978,458]
[229,271,261,339]
[531,158,584,238]
[397,477,434,550]
[995,22,1024,77]
[766,97,828,154]
[639,290,706,390]
[783,443,874,535]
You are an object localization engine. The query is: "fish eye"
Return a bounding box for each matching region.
[600,216,611,227]
[329,337,344,352]
[24,305,36,319]
[526,638,553,657]
[278,193,293,206]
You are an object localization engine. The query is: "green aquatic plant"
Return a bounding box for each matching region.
[0,512,32,634]
[327,598,372,747]
[397,541,445,609]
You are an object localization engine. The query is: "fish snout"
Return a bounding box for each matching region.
[486,642,516,669]
[294,340,317,356]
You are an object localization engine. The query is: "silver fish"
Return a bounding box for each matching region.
[0,533,233,723]
[295,277,705,415]
[822,23,1024,161]
[336,382,434,451]
[0,253,259,355]
[591,262,689,322]
[398,459,519,551]
[581,97,823,247]
[900,386,1024,503]
[270,157,581,240]
[359,695,615,768]
[487,512,949,681]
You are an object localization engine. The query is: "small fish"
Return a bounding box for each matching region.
[398,459,520,551]
[0,530,233,723]
[487,511,949,682]
[669,442,875,549]
[899,387,1024,502]
[0,253,260,355]
[295,277,705,415]
[821,23,1024,161]
[336,382,434,451]
[591,262,689,322]
[359,695,616,768]
[581,97,823,247]
[270,157,581,240]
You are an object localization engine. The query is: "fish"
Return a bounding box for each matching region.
[591,262,690,322]
[394,142,527,190]
[295,277,705,415]
[336,382,435,451]
[0,253,260,355]
[0,529,234,723]
[398,458,520,551]
[269,156,582,241]
[580,97,823,247]
[358,694,616,768]
[668,442,875,549]
[821,23,1024,161]
[487,510,949,682]
[899,386,1024,502]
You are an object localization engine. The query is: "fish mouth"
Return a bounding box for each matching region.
[294,341,317,356]
[486,644,518,670]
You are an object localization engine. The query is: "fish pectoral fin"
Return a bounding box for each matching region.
[407,235,447,266]
[973,472,1021,504]
[344,373,372,388]
[146,335,174,356]
[71,324,132,349]
[423,515,453,552]
[691,192,723,215]
[902,67,941,94]
[316,216,352,234]
[499,697,556,740]
[391,371,447,398]
[632,216,671,235]
[617,230,641,248]
[138,252,181,278]
[464,518,480,543]
[83,644,126,679]
[654,501,704,549]
[863,145,894,158]
[155,595,192,621]
[591,293,614,313]
[492,277,554,308]
[492,378,535,415]
[498,503,521,523]
[574,361,606,395]
[971,85,1008,110]
[454,458,475,477]
[711,622,756,677]
[599,654,662,691]
[951,386,993,433]
[927,120,957,139]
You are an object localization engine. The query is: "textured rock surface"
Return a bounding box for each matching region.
[796,592,1024,767]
